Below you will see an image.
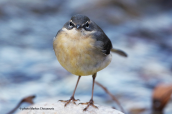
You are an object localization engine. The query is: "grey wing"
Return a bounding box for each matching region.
[102,38,112,55]
[93,31,112,55]
[93,31,127,57]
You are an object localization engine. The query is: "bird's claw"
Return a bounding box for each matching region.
[79,99,98,111]
[59,96,80,107]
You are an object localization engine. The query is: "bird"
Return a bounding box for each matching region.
[53,14,127,111]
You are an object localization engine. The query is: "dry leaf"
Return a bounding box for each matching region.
[152,84,172,112]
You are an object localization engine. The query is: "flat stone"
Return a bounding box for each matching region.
[17,101,124,114]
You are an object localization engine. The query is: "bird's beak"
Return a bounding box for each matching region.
[76,24,81,29]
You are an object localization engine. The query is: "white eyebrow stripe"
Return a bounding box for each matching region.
[69,20,76,26]
[82,21,89,26]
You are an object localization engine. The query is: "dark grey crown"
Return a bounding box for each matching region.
[71,14,90,25]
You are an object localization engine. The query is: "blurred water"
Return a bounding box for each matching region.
[0,0,172,114]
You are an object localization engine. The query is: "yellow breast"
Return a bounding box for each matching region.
[53,28,111,76]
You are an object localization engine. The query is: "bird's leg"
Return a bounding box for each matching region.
[79,73,98,111]
[59,76,81,106]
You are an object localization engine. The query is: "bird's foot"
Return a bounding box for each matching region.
[79,99,98,111]
[59,96,80,107]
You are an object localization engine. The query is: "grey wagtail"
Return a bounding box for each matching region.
[53,14,127,111]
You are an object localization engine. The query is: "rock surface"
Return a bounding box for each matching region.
[17,101,124,114]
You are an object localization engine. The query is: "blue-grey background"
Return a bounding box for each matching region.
[0,0,172,114]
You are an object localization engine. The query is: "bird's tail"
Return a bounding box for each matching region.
[111,48,128,57]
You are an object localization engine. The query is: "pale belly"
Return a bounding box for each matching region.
[53,29,112,76]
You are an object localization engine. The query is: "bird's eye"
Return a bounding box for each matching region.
[85,22,89,28]
[83,21,90,31]
[70,22,72,26]
[69,22,74,27]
